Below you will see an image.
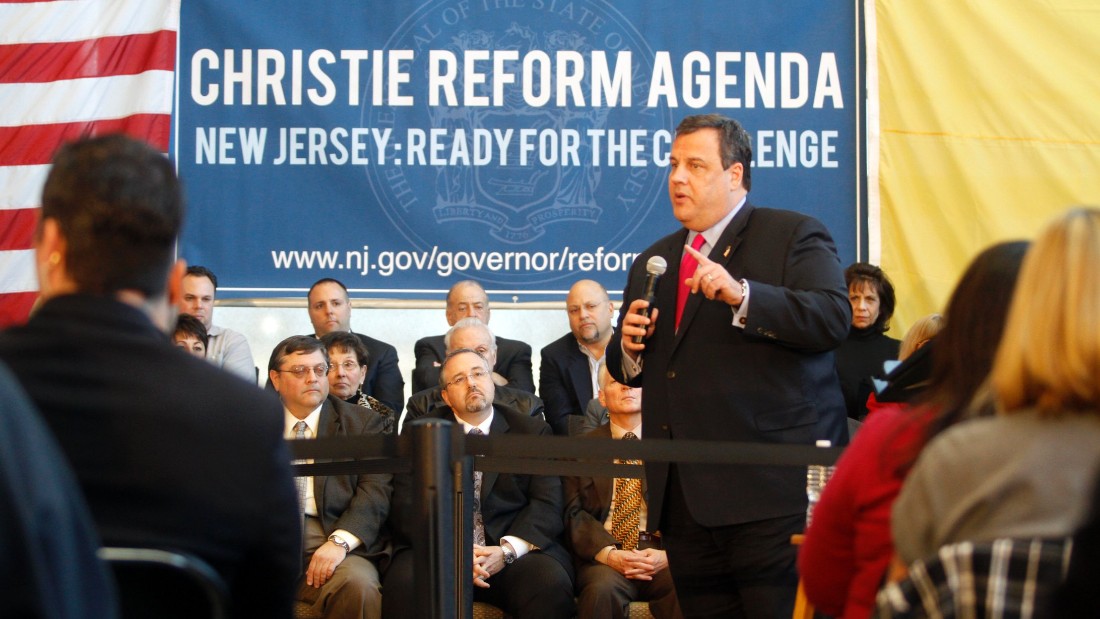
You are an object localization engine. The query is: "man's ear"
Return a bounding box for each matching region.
[598,388,608,409]
[440,385,452,409]
[727,162,744,190]
[269,370,281,394]
[165,258,187,308]
[35,218,72,299]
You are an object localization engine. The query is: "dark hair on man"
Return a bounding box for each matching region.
[173,313,209,348]
[41,134,183,297]
[185,265,218,289]
[438,347,490,389]
[309,278,348,297]
[675,114,753,191]
[844,262,897,333]
[320,331,370,368]
[268,335,328,373]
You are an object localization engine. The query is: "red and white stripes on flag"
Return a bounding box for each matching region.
[0,0,179,328]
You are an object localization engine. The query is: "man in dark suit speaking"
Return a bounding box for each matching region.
[606,114,850,619]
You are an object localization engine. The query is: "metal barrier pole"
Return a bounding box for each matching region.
[407,419,456,619]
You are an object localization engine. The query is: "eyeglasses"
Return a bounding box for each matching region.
[327,360,362,373]
[278,365,329,379]
[444,368,490,389]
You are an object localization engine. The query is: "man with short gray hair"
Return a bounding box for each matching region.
[403,318,543,429]
[411,280,534,393]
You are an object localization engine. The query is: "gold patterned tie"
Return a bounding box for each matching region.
[611,431,643,551]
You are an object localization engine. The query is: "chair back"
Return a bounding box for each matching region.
[98,547,231,619]
[875,537,1072,618]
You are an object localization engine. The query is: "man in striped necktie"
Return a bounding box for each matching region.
[564,362,683,619]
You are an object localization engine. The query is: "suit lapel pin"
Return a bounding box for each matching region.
[723,245,731,258]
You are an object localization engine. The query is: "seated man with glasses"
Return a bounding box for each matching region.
[403,318,544,431]
[383,347,575,618]
[269,336,393,619]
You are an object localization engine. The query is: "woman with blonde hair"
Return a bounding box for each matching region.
[892,207,1100,564]
[896,313,942,362]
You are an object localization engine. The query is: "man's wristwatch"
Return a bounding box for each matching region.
[328,534,351,553]
[501,541,517,565]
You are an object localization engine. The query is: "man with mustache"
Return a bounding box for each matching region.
[383,348,574,618]
[539,279,616,435]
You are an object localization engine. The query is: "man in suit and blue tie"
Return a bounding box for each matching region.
[270,335,393,619]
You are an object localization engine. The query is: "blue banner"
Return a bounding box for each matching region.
[174,0,859,300]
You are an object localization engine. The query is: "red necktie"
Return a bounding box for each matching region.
[675,234,707,331]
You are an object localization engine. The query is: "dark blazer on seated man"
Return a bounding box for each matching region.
[564,361,683,619]
[2,135,301,618]
[383,350,573,619]
[539,331,597,435]
[412,334,535,394]
[352,332,404,415]
[0,295,303,618]
[307,396,392,562]
[295,395,393,618]
[402,384,545,431]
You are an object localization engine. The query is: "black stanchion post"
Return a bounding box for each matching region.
[407,418,456,619]
[455,454,474,619]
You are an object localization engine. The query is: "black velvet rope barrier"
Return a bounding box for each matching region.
[288,430,843,478]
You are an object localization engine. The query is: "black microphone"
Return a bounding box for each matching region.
[632,256,667,344]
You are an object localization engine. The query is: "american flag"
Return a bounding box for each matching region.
[0,0,178,328]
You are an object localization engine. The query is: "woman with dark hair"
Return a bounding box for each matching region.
[320,331,395,434]
[835,263,900,420]
[799,241,1029,619]
[173,313,209,359]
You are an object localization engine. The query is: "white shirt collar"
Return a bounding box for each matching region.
[690,195,747,252]
[609,418,642,439]
[456,408,495,435]
[285,403,323,438]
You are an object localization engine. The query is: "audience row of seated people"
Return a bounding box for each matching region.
[172,271,620,437]
[267,320,680,618]
[8,135,1100,619]
[171,272,624,460]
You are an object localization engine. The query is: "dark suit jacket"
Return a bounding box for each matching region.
[353,332,404,415]
[310,396,393,564]
[411,334,534,394]
[606,204,850,530]
[0,360,118,619]
[402,385,545,428]
[562,424,650,565]
[0,295,301,619]
[539,331,595,435]
[390,403,571,574]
